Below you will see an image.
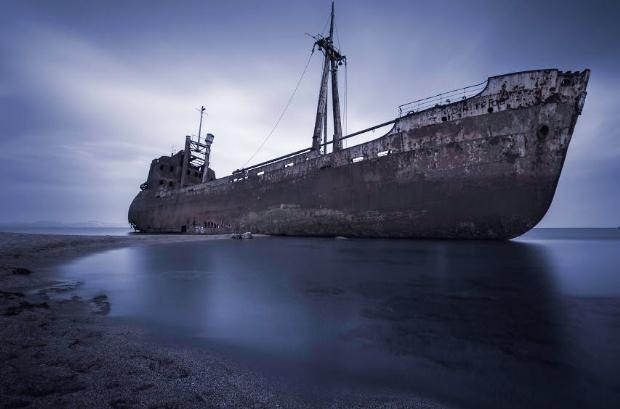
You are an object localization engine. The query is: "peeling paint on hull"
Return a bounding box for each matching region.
[128,69,590,239]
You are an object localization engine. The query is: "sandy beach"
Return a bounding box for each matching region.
[0,232,441,409]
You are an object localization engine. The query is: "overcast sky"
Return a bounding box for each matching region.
[0,0,618,227]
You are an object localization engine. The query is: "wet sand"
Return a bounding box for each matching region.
[0,232,443,408]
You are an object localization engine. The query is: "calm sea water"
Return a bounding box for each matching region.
[56,229,620,408]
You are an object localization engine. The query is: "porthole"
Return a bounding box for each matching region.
[537,124,550,139]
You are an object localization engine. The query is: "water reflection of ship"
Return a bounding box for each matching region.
[339,240,585,408]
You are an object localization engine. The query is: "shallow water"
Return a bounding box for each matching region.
[57,229,620,408]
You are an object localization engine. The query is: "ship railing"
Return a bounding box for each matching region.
[230,119,398,179]
[397,80,487,117]
[233,147,314,176]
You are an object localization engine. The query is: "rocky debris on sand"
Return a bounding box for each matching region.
[37,280,83,296]
[0,290,25,300]
[4,300,49,316]
[12,267,33,275]
[232,232,253,240]
[91,294,110,315]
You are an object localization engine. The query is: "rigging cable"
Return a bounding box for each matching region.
[321,12,330,37]
[240,48,315,169]
[344,59,348,147]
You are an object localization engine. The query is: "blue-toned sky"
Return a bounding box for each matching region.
[0,0,618,226]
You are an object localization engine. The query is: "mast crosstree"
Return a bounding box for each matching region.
[181,106,215,186]
[312,1,346,153]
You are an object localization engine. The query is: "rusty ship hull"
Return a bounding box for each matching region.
[128,69,589,239]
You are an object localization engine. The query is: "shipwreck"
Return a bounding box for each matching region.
[128,3,590,239]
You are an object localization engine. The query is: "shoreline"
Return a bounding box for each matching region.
[0,232,280,408]
[0,232,444,408]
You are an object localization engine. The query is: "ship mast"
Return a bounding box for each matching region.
[312,1,346,153]
[181,105,214,186]
[196,105,206,144]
